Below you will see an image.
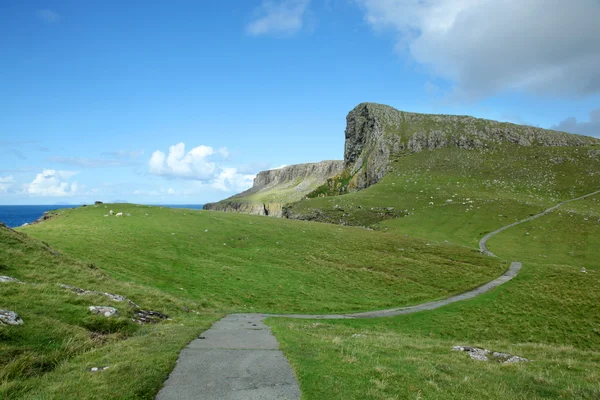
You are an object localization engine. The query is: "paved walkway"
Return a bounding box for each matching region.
[157,190,599,400]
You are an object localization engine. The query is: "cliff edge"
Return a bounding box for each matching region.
[202,160,344,217]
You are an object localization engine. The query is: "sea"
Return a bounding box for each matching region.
[0,204,205,228]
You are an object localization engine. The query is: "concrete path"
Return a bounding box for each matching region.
[157,190,600,400]
[156,314,301,400]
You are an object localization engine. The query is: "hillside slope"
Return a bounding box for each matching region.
[205,103,599,217]
[203,160,344,217]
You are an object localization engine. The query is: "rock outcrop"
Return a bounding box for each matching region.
[204,103,600,216]
[203,161,344,217]
[343,102,600,190]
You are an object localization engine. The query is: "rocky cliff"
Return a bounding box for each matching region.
[202,161,345,217]
[205,103,600,215]
[339,102,600,191]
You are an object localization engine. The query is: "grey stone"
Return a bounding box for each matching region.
[60,284,139,308]
[453,346,530,363]
[0,309,24,326]
[89,306,118,317]
[0,276,20,283]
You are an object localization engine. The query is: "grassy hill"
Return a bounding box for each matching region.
[3,204,503,399]
[3,103,600,398]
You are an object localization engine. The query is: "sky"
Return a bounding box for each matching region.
[1,0,599,205]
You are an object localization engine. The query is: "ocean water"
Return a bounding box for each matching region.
[0,205,77,228]
[0,204,205,228]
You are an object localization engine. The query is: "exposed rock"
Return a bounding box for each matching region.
[0,276,20,283]
[61,284,139,308]
[206,103,600,216]
[203,161,344,217]
[590,149,600,158]
[343,103,600,190]
[31,211,54,225]
[0,309,24,325]
[133,309,169,324]
[452,346,530,363]
[89,306,118,317]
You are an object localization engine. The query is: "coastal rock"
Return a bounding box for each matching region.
[89,306,118,317]
[343,103,600,190]
[203,161,344,216]
[0,310,24,326]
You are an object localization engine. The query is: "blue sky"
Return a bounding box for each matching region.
[1,0,599,205]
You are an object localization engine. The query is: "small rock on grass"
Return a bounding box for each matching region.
[89,306,118,317]
[0,309,24,325]
[132,309,169,324]
[88,366,110,373]
[0,276,20,283]
[452,346,530,363]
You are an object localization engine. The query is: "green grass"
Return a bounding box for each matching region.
[5,142,600,398]
[0,224,220,399]
[288,145,600,246]
[268,171,600,399]
[3,203,504,398]
[19,205,503,314]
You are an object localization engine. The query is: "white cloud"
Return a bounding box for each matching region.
[148,143,219,180]
[36,9,60,23]
[148,143,255,192]
[0,176,14,193]
[25,170,80,197]
[211,168,256,192]
[247,0,310,36]
[358,0,600,98]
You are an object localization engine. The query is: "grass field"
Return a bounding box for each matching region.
[4,142,599,399]
[268,160,600,399]
[289,145,600,246]
[0,223,220,399]
[2,203,503,399]
[18,205,503,314]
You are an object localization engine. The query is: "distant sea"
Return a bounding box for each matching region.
[0,204,205,228]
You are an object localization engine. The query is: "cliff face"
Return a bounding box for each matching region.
[202,161,344,217]
[204,103,600,216]
[343,103,600,190]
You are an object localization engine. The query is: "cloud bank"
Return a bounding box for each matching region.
[358,0,600,98]
[25,170,80,197]
[148,143,255,192]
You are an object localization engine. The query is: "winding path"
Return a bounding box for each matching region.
[156,190,599,400]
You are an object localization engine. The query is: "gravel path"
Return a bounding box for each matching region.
[157,190,599,400]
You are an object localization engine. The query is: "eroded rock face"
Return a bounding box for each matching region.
[0,310,24,326]
[343,103,600,190]
[89,306,118,317]
[203,161,344,216]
